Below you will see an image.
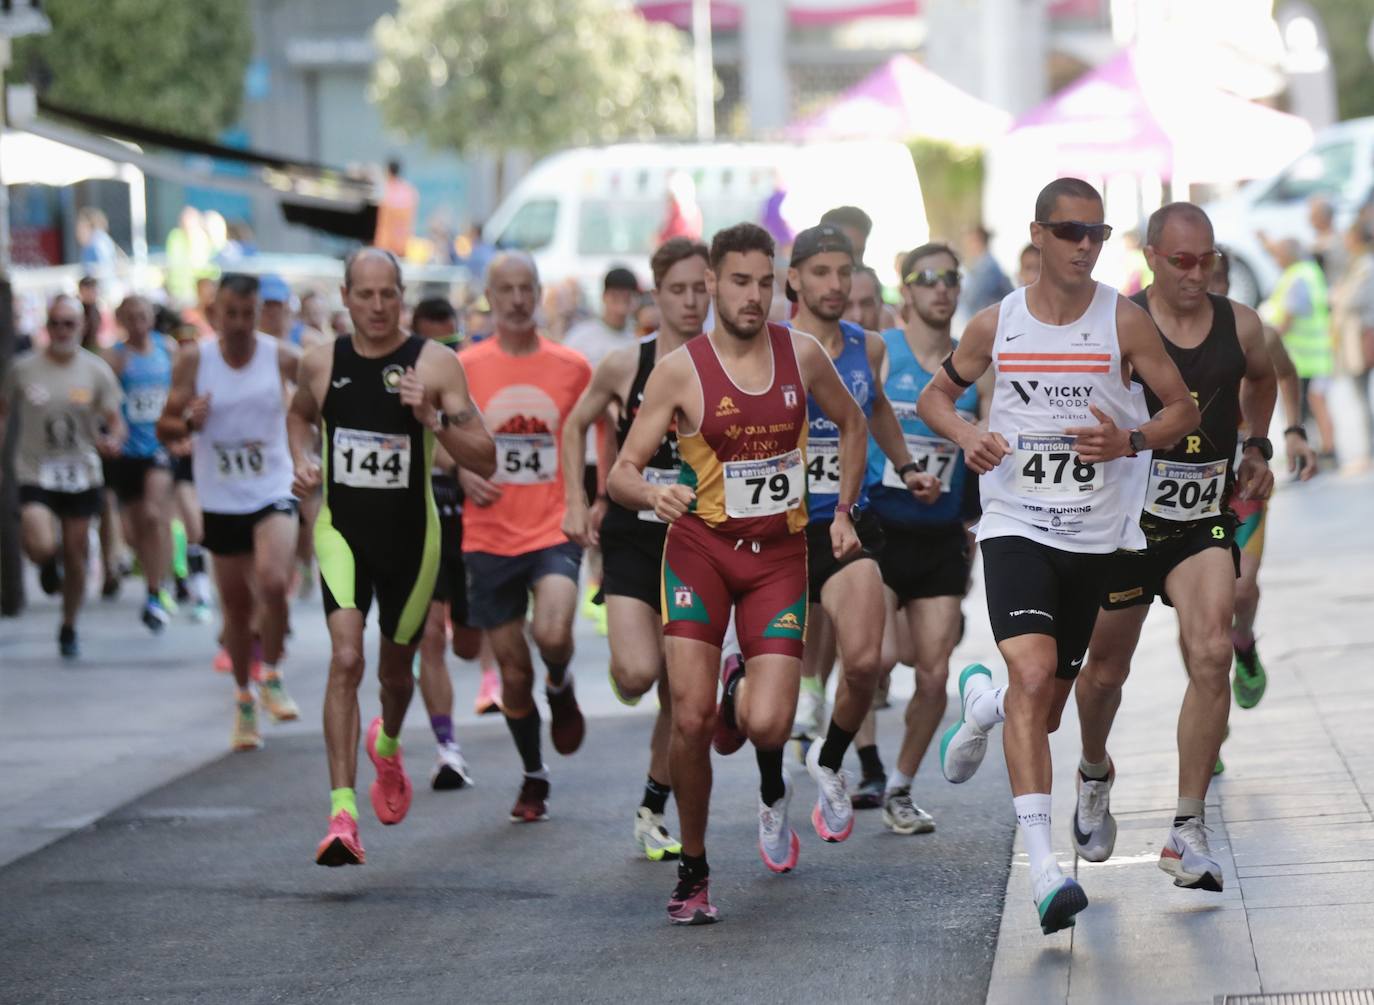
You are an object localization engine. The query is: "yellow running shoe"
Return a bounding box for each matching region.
[258,675,300,722]
[231,697,262,751]
[608,668,642,707]
[634,807,682,861]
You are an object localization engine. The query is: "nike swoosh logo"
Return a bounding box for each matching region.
[1005,333,1026,341]
[332,378,351,388]
[1072,812,1093,846]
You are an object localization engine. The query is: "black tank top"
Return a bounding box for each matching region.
[602,333,679,537]
[1131,289,1246,531]
[321,334,434,535]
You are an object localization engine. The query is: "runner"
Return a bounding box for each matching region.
[1208,251,1318,717]
[1072,203,1277,893]
[0,294,125,658]
[858,242,992,834]
[607,221,869,925]
[923,178,1199,934]
[459,251,592,824]
[843,265,884,333]
[786,224,942,844]
[288,248,495,866]
[562,237,710,861]
[102,295,177,632]
[157,274,302,750]
[166,321,213,622]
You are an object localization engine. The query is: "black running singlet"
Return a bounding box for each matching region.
[602,333,680,537]
[1130,290,1246,536]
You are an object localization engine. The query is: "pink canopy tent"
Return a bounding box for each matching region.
[637,1,1099,29]
[1011,47,1313,185]
[786,54,1011,147]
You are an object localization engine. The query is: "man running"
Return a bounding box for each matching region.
[562,237,710,861]
[0,295,125,657]
[1072,203,1277,893]
[608,221,869,925]
[103,295,177,632]
[859,243,991,834]
[289,248,495,866]
[786,224,941,845]
[158,275,302,750]
[923,178,1199,934]
[459,252,592,823]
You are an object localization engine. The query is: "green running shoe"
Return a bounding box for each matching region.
[1232,642,1266,709]
[608,668,641,707]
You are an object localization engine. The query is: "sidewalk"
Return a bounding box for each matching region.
[985,471,1374,1004]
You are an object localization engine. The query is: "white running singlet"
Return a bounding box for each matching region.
[192,332,295,514]
[977,283,1150,554]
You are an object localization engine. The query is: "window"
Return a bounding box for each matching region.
[577,198,662,256]
[1260,143,1355,205]
[495,199,558,251]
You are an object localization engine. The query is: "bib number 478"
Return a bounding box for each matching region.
[1021,451,1096,487]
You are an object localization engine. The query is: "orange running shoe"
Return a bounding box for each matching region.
[315,810,365,867]
[366,717,413,825]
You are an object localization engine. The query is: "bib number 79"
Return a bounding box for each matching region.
[747,472,792,506]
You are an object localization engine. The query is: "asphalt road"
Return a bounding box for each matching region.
[0,701,1013,1004]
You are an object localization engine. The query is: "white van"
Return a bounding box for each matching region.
[1204,116,1374,305]
[483,141,928,296]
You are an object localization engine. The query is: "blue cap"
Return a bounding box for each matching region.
[259,274,290,303]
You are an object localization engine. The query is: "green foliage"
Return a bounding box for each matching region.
[10,0,252,138]
[372,0,697,157]
[1307,0,1374,120]
[909,139,985,241]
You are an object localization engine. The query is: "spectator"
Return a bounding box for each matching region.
[635,298,660,337]
[76,207,119,278]
[374,158,419,257]
[165,207,212,304]
[1268,236,1337,456]
[1331,221,1374,465]
[1017,243,1041,287]
[564,266,639,367]
[959,224,1012,315]
[456,222,495,282]
[76,276,104,352]
[1309,196,1347,284]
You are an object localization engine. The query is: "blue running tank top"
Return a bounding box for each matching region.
[117,336,173,459]
[804,319,874,522]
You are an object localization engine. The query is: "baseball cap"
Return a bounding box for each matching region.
[259,273,291,304]
[785,225,855,302]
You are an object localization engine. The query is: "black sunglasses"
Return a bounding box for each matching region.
[904,268,961,289]
[1036,220,1113,244]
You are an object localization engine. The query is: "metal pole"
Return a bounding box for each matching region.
[691,0,715,141]
[0,35,21,616]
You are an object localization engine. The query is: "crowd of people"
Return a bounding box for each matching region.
[1,175,1327,935]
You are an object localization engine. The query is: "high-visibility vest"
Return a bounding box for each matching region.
[1271,260,1333,378]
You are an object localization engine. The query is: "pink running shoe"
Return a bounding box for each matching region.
[712,654,747,756]
[475,668,502,715]
[315,810,365,867]
[366,717,413,825]
[212,646,263,682]
[667,872,720,925]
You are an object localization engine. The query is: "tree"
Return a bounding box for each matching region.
[372,0,697,161]
[1307,0,1374,120]
[10,0,251,139]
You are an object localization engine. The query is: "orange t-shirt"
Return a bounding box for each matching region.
[460,335,592,556]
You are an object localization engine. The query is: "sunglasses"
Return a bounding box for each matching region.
[1162,250,1222,272]
[1036,220,1113,244]
[904,268,961,289]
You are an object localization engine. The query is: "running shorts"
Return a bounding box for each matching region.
[661,515,807,660]
[601,521,667,610]
[878,520,971,603]
[463,541,583,630]
[431,512,470,626]
[19,485,103,520]
[104,454,170,505]
[981,535,1112,680]
[318,508,439,646]
[171,455,194,484]
[1102,514,1238,611]
[806,510,884,602]
[203,498,298,557]
[1231,498,1266,559]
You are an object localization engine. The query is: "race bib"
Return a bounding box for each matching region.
[806,438,840,496]
[1144,459,1226,521]
[494,433,556,485]
[126,388,167,424]
[723,449,804,518]
[213,440,266,482]
[332,427,410,490]
[38,456,91,493]
[1014,432,1102,496]
[638,466,681,523]
[882,435,958,492]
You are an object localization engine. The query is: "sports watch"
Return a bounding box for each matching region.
[1243,436,1273,461]
[1127,429,1147,457]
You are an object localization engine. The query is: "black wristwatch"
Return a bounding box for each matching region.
[1127,429,1147,457]
[896,461,922,479]
[1283,424,1308,441]
[1243,435,1273,461]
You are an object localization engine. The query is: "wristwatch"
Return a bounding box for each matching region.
[1127,429,1147,457]
[835,501,861,519]
[896,461,922,479]
[1243,435,1273,461]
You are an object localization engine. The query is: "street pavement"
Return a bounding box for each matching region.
[0,468,1369,1004]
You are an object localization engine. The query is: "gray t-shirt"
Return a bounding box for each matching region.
[564,318,634,465]
[2,349,122,491]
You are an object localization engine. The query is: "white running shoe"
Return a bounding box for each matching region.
[792,679,826,739]
[881,786,935,835]
[633,807,683,862]
[804,737,854,843]
[1033,862,1089,935]
[939,664,994,783]
[1159,817,1223,892]
[430,741,473,791]
[758,775,800,874]
[1072,763,1117,863]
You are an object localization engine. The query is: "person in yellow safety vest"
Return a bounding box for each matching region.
[1267,237,1337,456]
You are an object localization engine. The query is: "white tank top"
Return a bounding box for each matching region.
[977,283,1150,554]
[192,333,295,514]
